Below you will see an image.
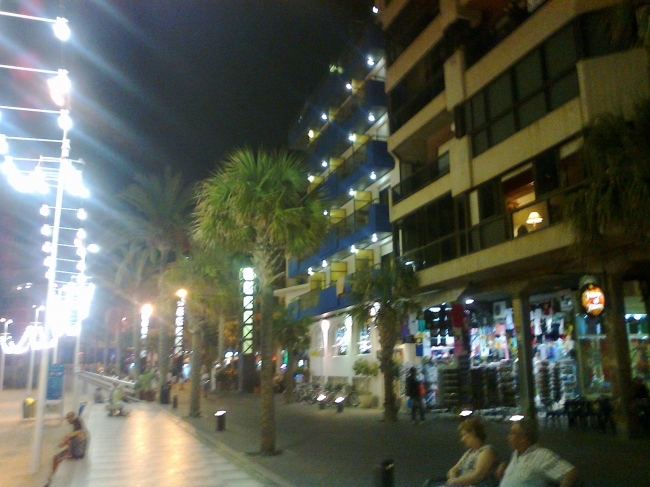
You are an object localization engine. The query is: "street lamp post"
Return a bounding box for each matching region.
[0,8,81,473]
[0,318,13,391]
[27,306,45,396]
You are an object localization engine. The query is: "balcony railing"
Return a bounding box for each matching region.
[290,282,354,319]
[392,152,450,204]
[311,137,393,199]
[398,188,567,272]
[389,72,444,133]
[288,201,391,278]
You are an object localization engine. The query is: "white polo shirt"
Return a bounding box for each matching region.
[500,445,574,487]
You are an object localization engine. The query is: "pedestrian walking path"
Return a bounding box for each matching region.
[51,400,281,487]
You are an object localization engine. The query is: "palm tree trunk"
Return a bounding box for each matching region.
[258,262,277,455]
[158,250,170,397]
[218,311,225,367]
[378,316,399,421]
[116,324,121,377]
[132,304,141,377]
[104,326,109,372]
[189,328,203,417]
[604,271,637,438]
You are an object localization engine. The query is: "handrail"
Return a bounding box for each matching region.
[79,371,139,401]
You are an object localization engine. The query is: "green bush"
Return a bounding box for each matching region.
[353,358,379,378]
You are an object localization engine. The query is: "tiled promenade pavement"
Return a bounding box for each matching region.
[75,401,273,487]
[0,388,292,487]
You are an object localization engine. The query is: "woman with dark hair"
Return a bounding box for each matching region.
[445,417,498,486]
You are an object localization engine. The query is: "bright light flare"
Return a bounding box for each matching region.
[53,17,71,41]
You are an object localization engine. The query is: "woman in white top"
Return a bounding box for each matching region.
[446,417,498,487]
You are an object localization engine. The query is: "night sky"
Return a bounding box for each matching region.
[70,0,372,189]
[0,0,374,294]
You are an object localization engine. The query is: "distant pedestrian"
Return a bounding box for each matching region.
[497,419,578,487]
[405,366,425,423]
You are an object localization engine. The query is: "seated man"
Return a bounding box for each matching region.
[45,417,88,486]
[106,384,128,416]
[497,419,578,487]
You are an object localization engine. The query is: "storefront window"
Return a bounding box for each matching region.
[358,323,372,354]
[334,316,352,356]
[530,294,580,402]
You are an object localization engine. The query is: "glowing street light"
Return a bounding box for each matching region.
[174,289,188,357]
[53,17,71,41]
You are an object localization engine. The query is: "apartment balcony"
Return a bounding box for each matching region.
[288,201,391,278]
[288,73,344,150]
[398,188,567,273]
[288,282,354,320]
[392,151,450,204]
[318,140,394,201]
[310,80,388,164]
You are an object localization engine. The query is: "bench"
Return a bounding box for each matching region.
[49,456,89,487]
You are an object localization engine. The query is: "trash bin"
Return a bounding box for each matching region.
[215,410,226,431]
[23,398,35,419]
[160,384,171,405]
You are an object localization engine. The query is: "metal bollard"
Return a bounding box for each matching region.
[375,459,394,487]
[215,410,226,431]
[172,395,178,409]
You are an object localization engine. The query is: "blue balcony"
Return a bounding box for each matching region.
[288,202,391,278]
[289,283,355,320]
[336,141,393,194]
[311,140,394,201]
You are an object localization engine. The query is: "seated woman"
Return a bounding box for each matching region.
[445,417,498,487]
[45,418,88,486]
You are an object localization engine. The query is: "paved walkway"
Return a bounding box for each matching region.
[71,401,277,487]
[0,387,293,487]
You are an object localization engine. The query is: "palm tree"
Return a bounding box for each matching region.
[113,241,158,376]
[194,148,328,454]
[349,262,419,422]
[566,98,650,437]
[272,306,311,404]
[160,246,239,417]
[119,166,194,395]
[605,1,650,48]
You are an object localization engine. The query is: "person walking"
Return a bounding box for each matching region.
[497,419,578,487]
[406,366,425,424]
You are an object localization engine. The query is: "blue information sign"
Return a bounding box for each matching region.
[46,364,64,400]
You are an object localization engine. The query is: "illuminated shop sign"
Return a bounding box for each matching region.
[582,285,605,316]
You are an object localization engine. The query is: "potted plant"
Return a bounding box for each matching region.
[135,370,156,401]
[353,358,379,408]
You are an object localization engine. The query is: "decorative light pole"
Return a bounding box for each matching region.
[0,7,84,473]
[27,306,45,395]
[0,318,13,391]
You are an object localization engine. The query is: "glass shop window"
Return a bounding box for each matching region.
[335,322,349,356]
[358,324,372,354]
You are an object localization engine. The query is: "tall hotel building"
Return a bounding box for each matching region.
[280,0,650,424]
